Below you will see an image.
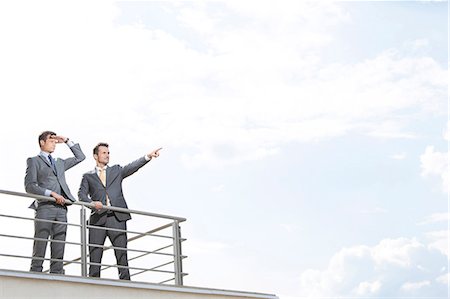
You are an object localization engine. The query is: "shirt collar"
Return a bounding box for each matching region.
[40,151,51,158]
[95,165,108,172]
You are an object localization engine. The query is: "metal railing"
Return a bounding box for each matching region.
[0,189,187,285]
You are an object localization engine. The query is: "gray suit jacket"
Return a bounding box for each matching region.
[78,156,150,225]
[25,144,86,209]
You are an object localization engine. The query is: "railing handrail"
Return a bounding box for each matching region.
[0,189,186,222]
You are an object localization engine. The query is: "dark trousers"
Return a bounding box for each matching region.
[30,204,67,274]
[88,214,130,280]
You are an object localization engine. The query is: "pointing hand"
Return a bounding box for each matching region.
[148,148,162,159]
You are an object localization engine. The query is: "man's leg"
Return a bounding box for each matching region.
[106,216,130,280]
[30,207,52,272]
[88,224,107,277]
[49,206,67,274]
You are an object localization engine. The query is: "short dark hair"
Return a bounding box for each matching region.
[38,131,56,146]
[93,142,109,155]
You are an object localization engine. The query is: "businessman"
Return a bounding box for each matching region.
[78,142,161,280]
[25,131,85,274]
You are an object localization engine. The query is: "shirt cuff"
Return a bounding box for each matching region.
[144,155,152,161]
[44,189,52,197]
[66,140,75,147]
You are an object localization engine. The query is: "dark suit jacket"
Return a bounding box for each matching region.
[25,144,86,209]
[78,156,150,225]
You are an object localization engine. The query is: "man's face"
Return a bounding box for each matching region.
[94,146,110,166]
[40,135,57,153]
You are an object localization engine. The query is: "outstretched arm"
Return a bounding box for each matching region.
[121,147,162,178]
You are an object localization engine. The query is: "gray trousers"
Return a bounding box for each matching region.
[30,204,67,274]
[88,214,130,280]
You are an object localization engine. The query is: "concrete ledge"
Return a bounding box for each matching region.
[0,269,277,299]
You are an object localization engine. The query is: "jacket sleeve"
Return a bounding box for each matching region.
[121,156,149,179]
[24,157,46,196]
[63,143,86,171]
[78,174,92,203]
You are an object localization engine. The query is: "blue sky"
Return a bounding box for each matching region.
[0,1,447,298]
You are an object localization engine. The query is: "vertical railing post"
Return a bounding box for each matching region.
[80,206,88,277]
[172,220,183,285]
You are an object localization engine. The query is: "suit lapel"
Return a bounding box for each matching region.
[89,169,103,186]
[106,167,111,187]
[38,155,57,175]
[107,167,120,186]
[38,155,51,167]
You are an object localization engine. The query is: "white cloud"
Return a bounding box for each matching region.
[354,280,382,296]
[420,145,448,193]
[409,38,430,50]
[390,152,407,160]
[425,230,448,256]
[421,146,448,177]
[299,237,447,297]
[400,280,431,292]
[418,212,449,225]
[372,237,424,267]
[436,273,448,285]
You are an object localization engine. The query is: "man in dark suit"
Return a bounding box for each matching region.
[25,131,86,274]
[78,142,161,280]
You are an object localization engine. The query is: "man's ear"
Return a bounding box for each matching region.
[93,154,98,160]
[39,140,45,148]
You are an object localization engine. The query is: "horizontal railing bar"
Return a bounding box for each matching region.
[143,260,175,272]
[88,261,177,274]
[101,243,174,272]
[128,222,174,242]
[0,235,184,258]
[87,243,183,257]
[146,243,174,255]
[130,260,175,277]
[85,225,173,239]
[0,233,83,247]
[159,277,175,284]
[0,253,82,265]
[0,213,82,228]
[0,190,186,222]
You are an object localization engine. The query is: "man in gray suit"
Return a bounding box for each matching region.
[25,131,86,274]
[78,142,161,280]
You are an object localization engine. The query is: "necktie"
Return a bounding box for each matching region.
[99,168,110,206]
[48,155,57,174]
[99,168,106,186]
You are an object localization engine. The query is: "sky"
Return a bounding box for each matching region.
[0,1,448,298]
